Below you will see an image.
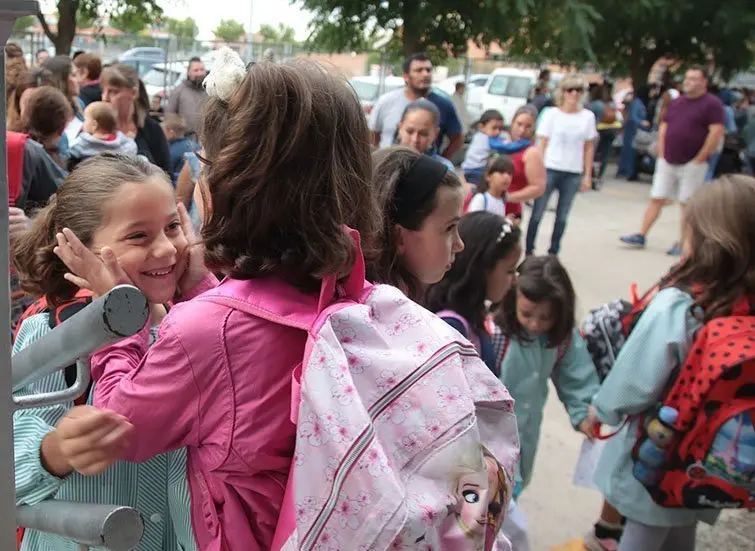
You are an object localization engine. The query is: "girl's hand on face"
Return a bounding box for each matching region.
[53,228,133,298]
[41,405,133,477]
[176,202,209,297]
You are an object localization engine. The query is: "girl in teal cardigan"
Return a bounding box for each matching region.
[493,255,601,497]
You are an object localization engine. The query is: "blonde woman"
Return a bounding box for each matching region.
[525,74,597,256]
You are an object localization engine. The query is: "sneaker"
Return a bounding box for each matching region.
[667,242,682,256]
[583,531,620,551]
[619,234,646,247]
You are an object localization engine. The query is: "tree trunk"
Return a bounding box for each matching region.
[629,49,658,88]
[400,0,423,57]
[53,0,77,56]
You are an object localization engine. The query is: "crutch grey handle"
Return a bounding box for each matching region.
[13,358,91,410]
[16,501,144,551]
[11,285,148,397]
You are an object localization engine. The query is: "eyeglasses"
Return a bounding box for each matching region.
[565,87,583,94]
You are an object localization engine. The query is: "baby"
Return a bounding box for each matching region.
[67,101,137,170]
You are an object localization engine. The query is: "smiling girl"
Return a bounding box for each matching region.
[11,154,196,551]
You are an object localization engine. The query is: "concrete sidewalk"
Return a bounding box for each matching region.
[516,174,755,551]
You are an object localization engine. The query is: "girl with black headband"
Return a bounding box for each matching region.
[368,146,465,303]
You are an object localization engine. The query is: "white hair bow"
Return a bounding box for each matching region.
[203,47,246,103]
[496,220,514,243]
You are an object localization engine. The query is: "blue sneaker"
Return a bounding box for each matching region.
[620,234,646,247]
[667,242,682,256]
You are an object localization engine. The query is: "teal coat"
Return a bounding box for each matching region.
[593,287,719,527]
[495,327,600,492]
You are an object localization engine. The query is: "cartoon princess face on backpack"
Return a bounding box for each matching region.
[440,446,509,550]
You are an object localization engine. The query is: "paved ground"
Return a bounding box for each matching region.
[516,172,755,551]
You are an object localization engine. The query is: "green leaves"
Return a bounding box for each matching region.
[163,17,199,41]
[213,19,246,42]
[259,23,297,43]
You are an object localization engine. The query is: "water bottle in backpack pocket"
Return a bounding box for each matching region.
[632,302,755,510]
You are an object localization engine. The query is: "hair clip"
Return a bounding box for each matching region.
[496,220,513,243]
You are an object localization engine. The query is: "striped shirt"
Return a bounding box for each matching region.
[14,313,196,551]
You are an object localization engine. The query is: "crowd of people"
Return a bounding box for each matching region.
[5,42,755,551]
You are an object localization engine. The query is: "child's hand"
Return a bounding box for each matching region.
[8,207,30,246]
[579,418,597,442]
[176,203,209,297]
[53,228,132,298]
[588,404,598,426]
[41,406,133,477]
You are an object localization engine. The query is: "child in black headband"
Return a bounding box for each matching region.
[368,146,465,303]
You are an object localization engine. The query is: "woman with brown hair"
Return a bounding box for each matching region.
[504,105,547,220]
[19,86,73,167]
[72,52,103,106]
[41,56,86,158]
[5,42,27,108]
[100,63,170,171]
[6,68,55,131]
[42,56,85,120]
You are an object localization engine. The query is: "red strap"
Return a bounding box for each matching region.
[7,132,28,207]
[595,418,630,440]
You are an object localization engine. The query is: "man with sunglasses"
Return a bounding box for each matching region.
[620,66,724,255]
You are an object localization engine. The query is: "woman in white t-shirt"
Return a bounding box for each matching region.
[525,74,597,256]
[466,155,513,216]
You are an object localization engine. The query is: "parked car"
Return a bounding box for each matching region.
[115,47,167,77]
[435,74,492,97]
[119,47,166,62]
[143,61,188,105]
[466,68,537,127]
[349,75,405,115]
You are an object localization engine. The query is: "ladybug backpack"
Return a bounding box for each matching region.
[632,296,755,510]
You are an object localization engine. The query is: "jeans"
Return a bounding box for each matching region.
[525,169,581,255]
[597,128,617,178]
[706,152,721,181]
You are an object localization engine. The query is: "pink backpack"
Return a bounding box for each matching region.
[202,230,519,551]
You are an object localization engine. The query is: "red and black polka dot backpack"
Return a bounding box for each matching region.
[633,296,755,510]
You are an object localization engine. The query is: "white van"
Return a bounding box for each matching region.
[466,68,537,127]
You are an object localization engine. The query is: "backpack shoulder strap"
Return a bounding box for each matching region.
[196,279,318,332]
[437,310,482,352]
[484,192,489,210]
[6,131,28,207]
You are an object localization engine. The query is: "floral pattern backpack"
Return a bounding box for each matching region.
[202,230,520,551]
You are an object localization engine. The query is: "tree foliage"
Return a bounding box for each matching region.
[298,0,598,59]
[163,16,199,41]
[509,0,755,85]
[110,3,160,34]
[258,23,297,43]
[213,19,246,42]
[13,15,36,32]
[36,0,162,55]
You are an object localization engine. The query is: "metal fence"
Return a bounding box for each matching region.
[7,29,569,80]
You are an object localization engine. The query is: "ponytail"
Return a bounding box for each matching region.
[12,196,77,306]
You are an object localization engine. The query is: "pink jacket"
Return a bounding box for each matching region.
[91,275,313,550]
